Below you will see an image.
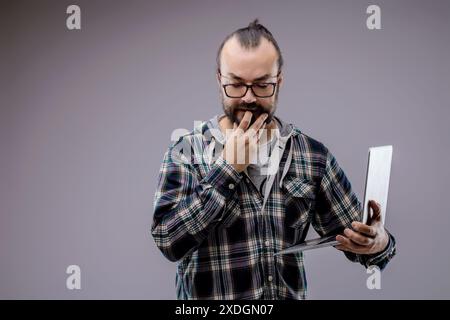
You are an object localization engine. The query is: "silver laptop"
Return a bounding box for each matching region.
[274,145,393,256]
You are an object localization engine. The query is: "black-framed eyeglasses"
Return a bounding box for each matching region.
[218,70,281,98]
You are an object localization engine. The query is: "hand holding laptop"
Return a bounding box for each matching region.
[274,145,393,256]
[335,199,389,255]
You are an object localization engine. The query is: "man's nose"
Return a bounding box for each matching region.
[241,86,257,104]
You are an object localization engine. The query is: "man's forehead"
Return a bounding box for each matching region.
[220,36,278,80]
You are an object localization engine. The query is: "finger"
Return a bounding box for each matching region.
[246,129,258,145]
[232,122,244,137]
[257,123,267,141]
[249,113,268,131]
[368,200,382,224]
[246,116,267,140]
[344,228,374,246]
[238,111,252,131]
[334,244,351,252]
[336,235,366,254]
[351,221,377,237]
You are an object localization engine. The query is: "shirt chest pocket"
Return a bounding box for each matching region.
[282,176,316,230]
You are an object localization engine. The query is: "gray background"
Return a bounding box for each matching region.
[1,0,449,299]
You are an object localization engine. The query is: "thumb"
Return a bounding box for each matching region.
[368,200,382,225]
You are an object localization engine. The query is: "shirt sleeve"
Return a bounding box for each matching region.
[151,137,243,262]
[352,231,396,270]
[314,148,396,271]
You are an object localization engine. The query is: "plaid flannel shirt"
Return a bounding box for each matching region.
[151,115,396,300]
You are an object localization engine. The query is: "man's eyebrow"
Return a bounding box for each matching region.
[228,73,273,82]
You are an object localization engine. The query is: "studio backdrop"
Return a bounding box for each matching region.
[1,0,450,299]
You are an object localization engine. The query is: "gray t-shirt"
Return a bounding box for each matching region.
[245,120,281,194]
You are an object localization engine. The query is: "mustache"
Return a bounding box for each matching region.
[235,103,263,112]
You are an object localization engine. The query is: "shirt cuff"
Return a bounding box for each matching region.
[203,155,243,199]
[360,231,396,270]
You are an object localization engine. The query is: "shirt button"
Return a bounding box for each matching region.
[265,240,270,246]
[228,183,235,190]
[268,275,273,282]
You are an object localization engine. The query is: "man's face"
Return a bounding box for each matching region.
[218,36,283,127]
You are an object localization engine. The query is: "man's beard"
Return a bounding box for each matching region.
[222,96,277,127]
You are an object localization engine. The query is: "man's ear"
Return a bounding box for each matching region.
[216,69,221,86]
[278,72,284,88]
